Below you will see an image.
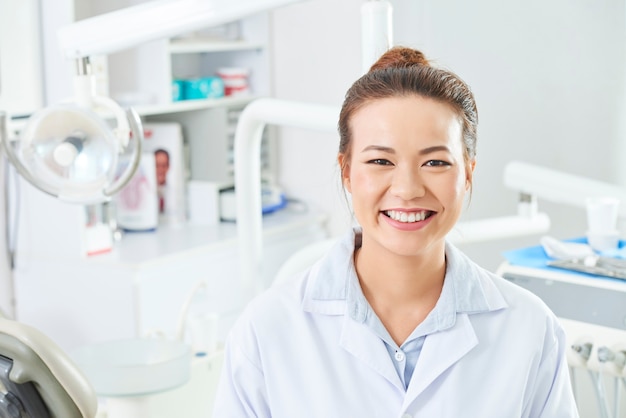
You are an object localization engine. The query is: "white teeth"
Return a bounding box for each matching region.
[385,210,429,223]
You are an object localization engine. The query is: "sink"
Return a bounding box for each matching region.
[72,338,191,397]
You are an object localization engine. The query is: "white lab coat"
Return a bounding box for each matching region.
[213,230,579,418]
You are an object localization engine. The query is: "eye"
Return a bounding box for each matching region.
[423,160,451,167]
[367,158,393,166]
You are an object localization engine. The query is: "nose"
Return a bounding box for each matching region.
[390,165,426,200]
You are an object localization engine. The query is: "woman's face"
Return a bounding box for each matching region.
[338,96,474,258]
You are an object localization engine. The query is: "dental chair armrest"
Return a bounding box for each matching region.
[0,318,98,418]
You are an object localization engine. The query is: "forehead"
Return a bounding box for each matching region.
[349,96,462,150]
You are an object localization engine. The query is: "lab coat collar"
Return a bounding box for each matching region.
[301,229,354,315]
[302,228,508,398]
[444,240,508,313]
[302,228,508,317]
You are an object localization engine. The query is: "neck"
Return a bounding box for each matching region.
[354,238,447,345]
[355,239,446,306]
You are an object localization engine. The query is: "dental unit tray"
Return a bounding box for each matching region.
[548,256,626,280]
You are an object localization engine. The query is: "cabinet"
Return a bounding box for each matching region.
[98,9,273,106]
[14,191,327,352]
[72,1,277,183]
[167,18,271,98]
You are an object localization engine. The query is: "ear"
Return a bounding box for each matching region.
[465,158,476,190]
[337,153,352,193]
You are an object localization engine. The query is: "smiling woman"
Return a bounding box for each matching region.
[340,96,468,264]
[214,47,579,418]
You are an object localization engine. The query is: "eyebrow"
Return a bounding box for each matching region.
[361,145,451,155]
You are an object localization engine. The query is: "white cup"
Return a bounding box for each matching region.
[586,197,619,233]
[585,196,620,252]
[587,230,620,252]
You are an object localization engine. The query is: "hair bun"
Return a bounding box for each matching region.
[369,47,430,72]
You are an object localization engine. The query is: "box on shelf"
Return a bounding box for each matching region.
[172,77,225,101]
[187,181,224,226]
[142,122,187,225]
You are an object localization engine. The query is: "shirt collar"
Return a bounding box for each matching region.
[303,228,508,318]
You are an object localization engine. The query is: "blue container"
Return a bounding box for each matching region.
[184,77,225,100]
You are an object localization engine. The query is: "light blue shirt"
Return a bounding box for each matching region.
[338,228,485,389]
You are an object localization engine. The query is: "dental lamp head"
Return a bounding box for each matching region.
[1,56,143,204]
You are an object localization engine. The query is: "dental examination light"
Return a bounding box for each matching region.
[1,0,304,204]
[1,59,143,204]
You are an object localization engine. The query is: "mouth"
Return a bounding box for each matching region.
[383,210,434,223]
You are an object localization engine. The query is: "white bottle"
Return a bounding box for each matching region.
[114,152,159,231]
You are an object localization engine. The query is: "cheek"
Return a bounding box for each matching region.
[435,170,468,203]
[349,168,386,198]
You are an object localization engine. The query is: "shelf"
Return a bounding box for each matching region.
[8,96,261,130]
[129,95,260,117]
[84,207,327,267]
[169,39,264,54]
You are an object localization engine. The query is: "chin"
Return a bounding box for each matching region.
[380,235,443,258]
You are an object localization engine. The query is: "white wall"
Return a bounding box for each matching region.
[272,0,626,270]
[271,0,364,235]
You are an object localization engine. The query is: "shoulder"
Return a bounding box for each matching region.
[478,265,564,350]
[235,270,310,331]
[447,241,555,314]
[489,272,562,338]
[446,242,562,339]
[226,233,354,358]
[226,260,324,352]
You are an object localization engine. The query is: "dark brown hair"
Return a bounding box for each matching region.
[338,47,478,173]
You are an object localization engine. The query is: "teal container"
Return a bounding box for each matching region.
[184,77,225,100]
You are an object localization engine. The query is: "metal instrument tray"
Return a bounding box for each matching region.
[548,256,626,280]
